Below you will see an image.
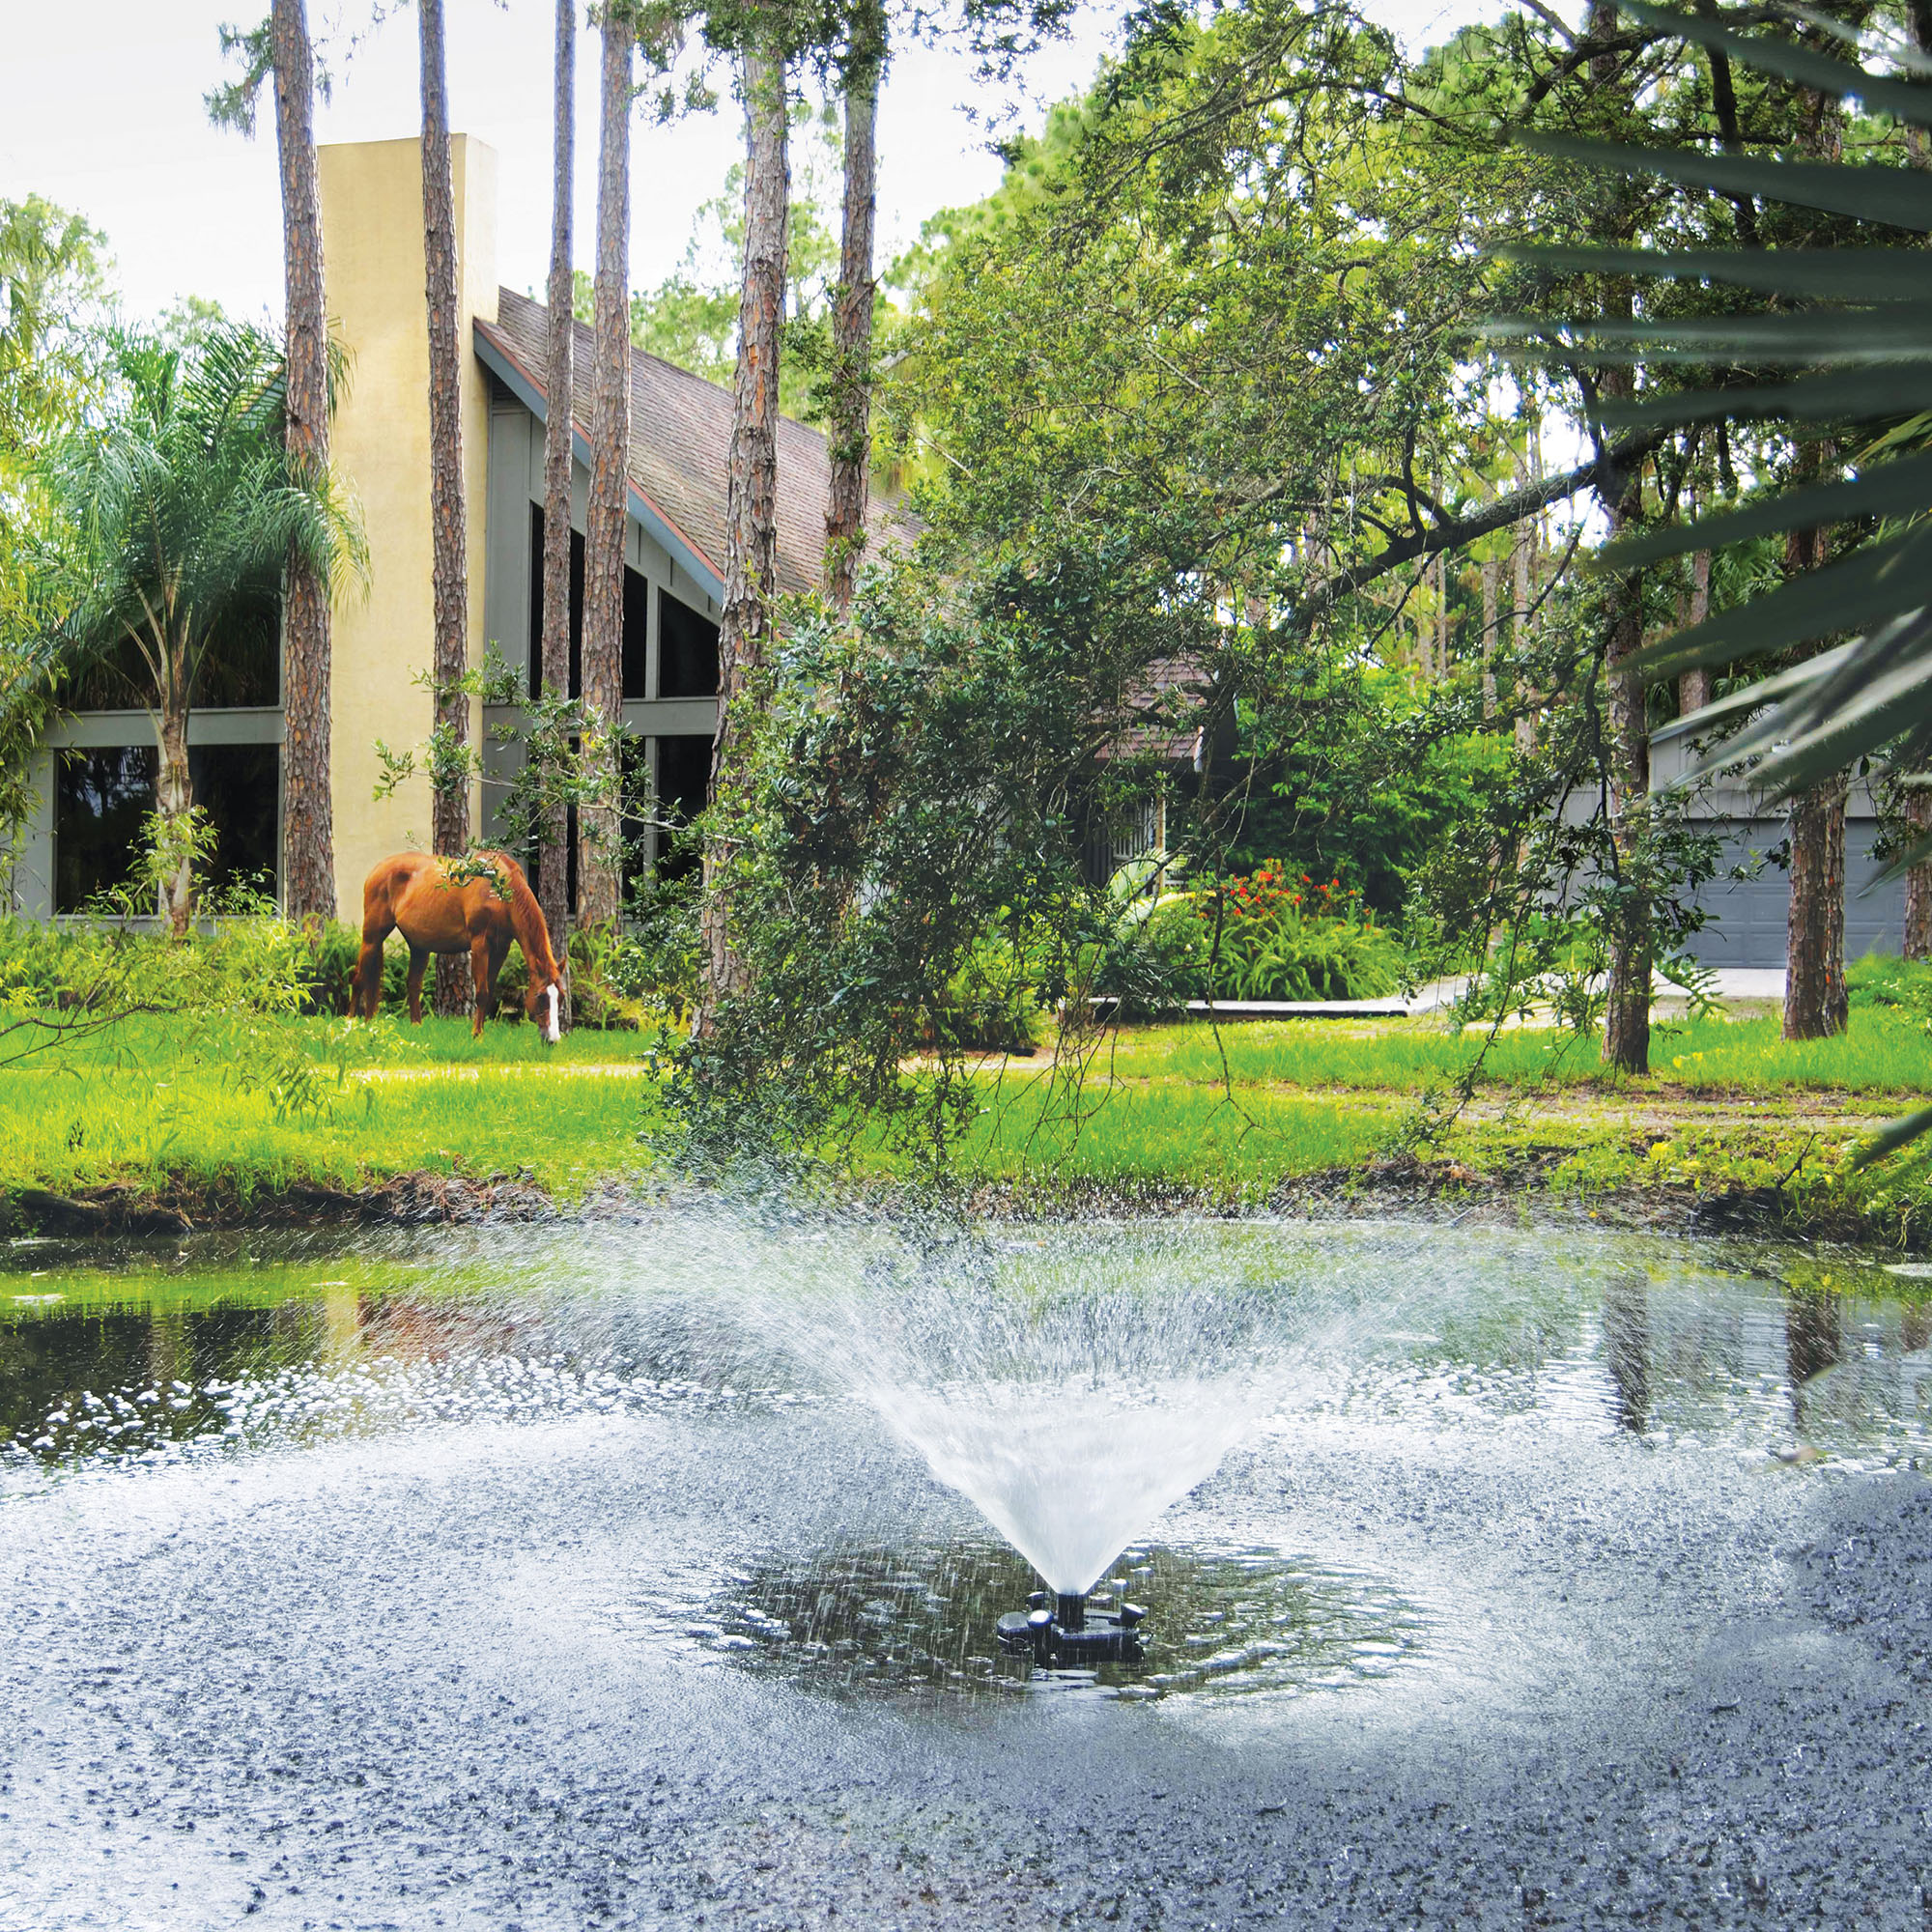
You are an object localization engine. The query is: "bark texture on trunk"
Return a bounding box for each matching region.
[419,0,470,1014]
[1678,550,1712,714]
[1904,788,1932,961]
[1784,769,1849,1038]
[1480,551,1497,721]
[271,0,334,927]
[576,5,633,934]
[1601,499,1652,1075]
[1779,59,1848,1038]
[1589,0,1651,1076]
[697,49,789,1023]
[538,0,576,981]
[824,0,882,613]
[158,700,194,940]
[1780,455,1847,1037]
[1513,525,1537,756]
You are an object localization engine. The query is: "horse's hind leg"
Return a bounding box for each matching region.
[405,946,430,1025]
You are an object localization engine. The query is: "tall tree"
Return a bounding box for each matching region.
[271,0,336,929]
[698,45,790,1020]
[419,0,471,1013]
[825,0,884,611]
[537,0,577,972]
[207,4,335,923]
[1586,0,1655,1077]
[577,1,635,934]
[1782,476,1851,1037]
[1780,39,1853,1042]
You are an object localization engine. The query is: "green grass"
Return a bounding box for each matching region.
[5,959,1932,1227]
[860,1077,1399,1197]
[1096,1003,1932,1094]
[0,1058,658,1200]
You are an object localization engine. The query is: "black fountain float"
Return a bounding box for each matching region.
[997,1585,1148,1668]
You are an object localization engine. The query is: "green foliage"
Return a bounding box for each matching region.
[1201,867,1406,1003]
[1501,10,1932,810]
[0,194,109,872]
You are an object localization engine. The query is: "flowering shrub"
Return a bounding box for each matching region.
[1197,861,1405,1002]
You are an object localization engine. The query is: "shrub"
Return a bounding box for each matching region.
[1198,863,1405,1002]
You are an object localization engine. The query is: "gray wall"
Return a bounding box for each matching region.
[1650,716,1904,968]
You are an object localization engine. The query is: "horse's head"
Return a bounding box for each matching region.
[525,971,564,1044]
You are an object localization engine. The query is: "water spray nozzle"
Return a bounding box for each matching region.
[995,1581,1145,1669]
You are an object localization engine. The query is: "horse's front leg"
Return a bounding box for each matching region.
[405,946,430,1025]
[469,933,497,1040]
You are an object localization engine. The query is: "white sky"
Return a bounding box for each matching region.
[0,0,1494,327]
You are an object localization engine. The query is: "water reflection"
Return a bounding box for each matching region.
[1785,1283,1843,1436]
[6,1227,1932,1480]
[1601,1270,1650,1435]
[637,1536,1430,1706]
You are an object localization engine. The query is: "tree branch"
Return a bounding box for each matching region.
[1292,426,1667,627]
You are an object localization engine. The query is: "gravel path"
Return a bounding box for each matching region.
[3,1378,1929,1930]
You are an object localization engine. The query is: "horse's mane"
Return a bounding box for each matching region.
[497,856,560,981]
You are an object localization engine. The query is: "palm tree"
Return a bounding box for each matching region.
[418,0,470,1012]
[578,0,634,934]
[1520,10,1932,1139]
[37,325,362,937]
[537,0,577,965]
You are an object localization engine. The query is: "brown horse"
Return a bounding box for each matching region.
[354,851,564,1041]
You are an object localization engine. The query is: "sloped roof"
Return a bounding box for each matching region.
[477,287,896,601]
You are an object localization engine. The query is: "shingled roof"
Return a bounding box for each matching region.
[476,287,898,600]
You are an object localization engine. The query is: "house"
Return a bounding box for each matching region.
[7,134,889,922]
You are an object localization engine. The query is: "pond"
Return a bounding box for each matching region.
[3,1211,1929,1925]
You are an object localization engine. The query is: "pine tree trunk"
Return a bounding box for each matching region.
[537,0,576,986]
[1590,0,1650,1076]
[157,699,194,941]
[1513,525,1537,756]
[1784,771,1849,1038]
[1780,459,1847,1037]
[1601,507,1652,1075]
[1678,550,1712,714]
[696,49,789,1025]
[270,0,334,928]
[1480,551,1497,721]
[419,0,470,1015]
[576,5,632,935]
[1780,60,1848,1039]
[1905,788,1932,961]
[825,0,882,613]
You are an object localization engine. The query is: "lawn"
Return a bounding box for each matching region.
[2,964,1928,1232]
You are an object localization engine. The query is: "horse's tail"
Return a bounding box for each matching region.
[500,856,561,984]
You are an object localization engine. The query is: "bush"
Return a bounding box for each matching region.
[1198,864,1405,1002]
[929,926,1049,1054]
[306,922,408,1015]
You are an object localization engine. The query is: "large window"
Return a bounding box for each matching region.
[654,735,712,884]
[526,507,651,699]
[61,599,280,713]
[659,592,720,698]
[54,744,280,914]
[55,747,155,912]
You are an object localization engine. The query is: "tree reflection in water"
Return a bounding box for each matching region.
[1785,1282,1843,1436]
[1601,1270,1651,1435]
